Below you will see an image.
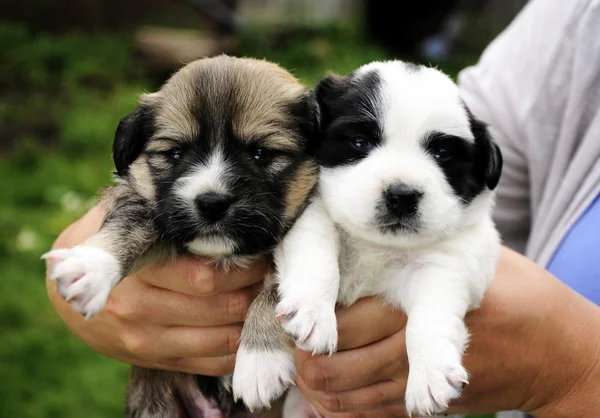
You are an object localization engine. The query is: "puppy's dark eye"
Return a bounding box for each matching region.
[350,137,373,151]
[432,145,453,162]
[168,148,183,160]
[253,147,277,163]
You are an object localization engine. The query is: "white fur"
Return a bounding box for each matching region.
[275,198,340,355]
[186,236,236,256]
[232,346,295,411]
[43,246,121,319]
[270,62,500,417]
[175,152,229,201]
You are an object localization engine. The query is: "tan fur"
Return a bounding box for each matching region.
[284,160,319,220]
[144,139,181,153]
[128,156,155,201]
[143,56,307,152]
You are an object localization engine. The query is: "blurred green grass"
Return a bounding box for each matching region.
[0,21,491,418]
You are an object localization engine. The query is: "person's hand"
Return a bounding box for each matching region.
[295,247,600,417]
[46,205,267,376]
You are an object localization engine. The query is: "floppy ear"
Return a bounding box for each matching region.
[303,92,321,153]
[288,88,321,153]
[471,115,503,190]
[112,105,153,177]
[314,73,349,126]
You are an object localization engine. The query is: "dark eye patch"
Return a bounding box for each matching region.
[423,131,483,203]
[424,133,472,164]
[144,140,193,172]
[244,142,293,170]
[316,118,382,167]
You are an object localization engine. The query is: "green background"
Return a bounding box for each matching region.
[0,16,494,418]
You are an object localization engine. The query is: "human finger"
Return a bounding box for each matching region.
[138,256,268,296]
[298,376,406,414]
[296,330,407,393]
[107,279,260,326]
[336,297,406,351]
[119,323,243,361]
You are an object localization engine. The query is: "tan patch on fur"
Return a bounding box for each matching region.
[232,60,307,151]
[145,139,180,153]
[284,160,319,220]
[141,55,308,153]
[142,89,197,142]
[128,156,155,201]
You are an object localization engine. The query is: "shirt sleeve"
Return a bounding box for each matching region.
[457,0,592,254]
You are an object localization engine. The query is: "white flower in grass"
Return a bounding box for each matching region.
[60,191,84,213]
[16,228,38,252]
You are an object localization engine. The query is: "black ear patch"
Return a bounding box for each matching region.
[314,70,383,168]
[464,105,503,190]
[113,105,154,177]
[287,89,321,154]
[314,73,351,126]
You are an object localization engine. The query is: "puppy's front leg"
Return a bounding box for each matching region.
[233,197,340,411]
[398,265,475,417]
[43,188,157,318]
[232,282,295,411]
[276,196,340,355]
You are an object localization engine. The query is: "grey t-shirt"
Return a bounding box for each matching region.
[460,0,600,266]
[458,0,600,416]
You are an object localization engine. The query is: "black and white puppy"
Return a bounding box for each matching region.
[43,55,319,417]
[234,60,502,417]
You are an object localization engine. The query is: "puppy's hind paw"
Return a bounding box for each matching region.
[404,361,468,417]
[276,298,338,355]
[43,246,121,319]
[232,346,295,411]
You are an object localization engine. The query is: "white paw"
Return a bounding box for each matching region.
[43,246,121,319]
[232,346,295,412]
[276,298,338,355]
[404,357,468,417]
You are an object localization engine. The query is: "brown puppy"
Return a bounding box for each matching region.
[44,56,319,417]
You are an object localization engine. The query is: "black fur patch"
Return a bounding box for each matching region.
[113,105,155,176]
[422,108,502,204]
[423,132,482,204]
[314,70,383,167]
[193,377,249,417]
[466,107,503,191]
[422,104,502,204]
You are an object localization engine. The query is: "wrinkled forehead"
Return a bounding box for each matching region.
[357,64,474,144]
[143,58,308,150]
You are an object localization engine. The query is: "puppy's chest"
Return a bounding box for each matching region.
[337,235,415,306]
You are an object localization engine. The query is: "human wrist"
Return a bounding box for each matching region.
[526,287,600,417]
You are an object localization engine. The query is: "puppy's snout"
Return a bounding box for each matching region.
[195,193,233,222]
[384,184,422,218]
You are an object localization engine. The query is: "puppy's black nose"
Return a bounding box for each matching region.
[384,184,422,218]
[195,193,233,222]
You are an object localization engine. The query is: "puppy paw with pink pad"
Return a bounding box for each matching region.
[42,246,121,319]
[276,298,338,355]
[404,358,468,417]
